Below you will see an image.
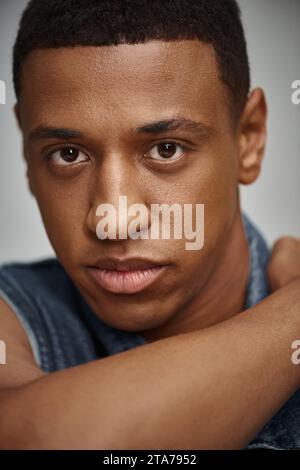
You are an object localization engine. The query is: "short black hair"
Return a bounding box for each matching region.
[13,0,250,118]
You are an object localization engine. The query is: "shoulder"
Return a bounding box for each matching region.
[0,257,81,314]
[0,258,98,372]
[0,258,72,294]
[242,214,270,256]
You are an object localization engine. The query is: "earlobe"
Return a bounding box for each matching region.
[238,88,267,185]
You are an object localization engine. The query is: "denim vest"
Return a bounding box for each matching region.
[0,214,299,449]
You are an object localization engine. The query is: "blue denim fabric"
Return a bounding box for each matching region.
[0,214,299,449]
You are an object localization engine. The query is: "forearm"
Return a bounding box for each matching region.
[1,279,300,450]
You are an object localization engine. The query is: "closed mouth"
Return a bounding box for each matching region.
[87,257,169,294]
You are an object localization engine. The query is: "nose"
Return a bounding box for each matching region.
[86,154,151,241]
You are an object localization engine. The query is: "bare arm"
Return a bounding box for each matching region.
[268,237,300,290]
[1,236,300,450]
[0,276,300,450]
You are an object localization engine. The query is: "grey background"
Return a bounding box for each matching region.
[0,0,299,263]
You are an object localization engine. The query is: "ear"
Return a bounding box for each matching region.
[25,167,36,198]
[237,88,267,185]
[14,102,22,130]
[14,102,36,197]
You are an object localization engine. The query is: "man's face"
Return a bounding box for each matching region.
[18,40,242,331]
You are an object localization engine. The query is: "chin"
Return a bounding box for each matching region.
[94,303,173,333]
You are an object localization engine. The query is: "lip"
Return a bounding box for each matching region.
[87,257,169,294]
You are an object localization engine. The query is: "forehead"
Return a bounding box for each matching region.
[19,40,231,132]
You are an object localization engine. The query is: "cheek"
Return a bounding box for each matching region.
[31,174,89,261]
[182,143,238,261]
[43,204,85,260]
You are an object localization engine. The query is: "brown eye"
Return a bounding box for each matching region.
[157,143,177,159]
[48,147,89,166]
[146,142,186,161]
[60,147,80,162]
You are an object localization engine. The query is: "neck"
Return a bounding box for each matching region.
[141,211,250,342]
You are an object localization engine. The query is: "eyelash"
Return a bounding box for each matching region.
[44,146,90,167]
[144,142,189,162]
[44,140,191,168]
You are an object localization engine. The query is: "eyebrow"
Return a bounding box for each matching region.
[28,126,84,142]
[27,118,212,143]
[136,118,212,135]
